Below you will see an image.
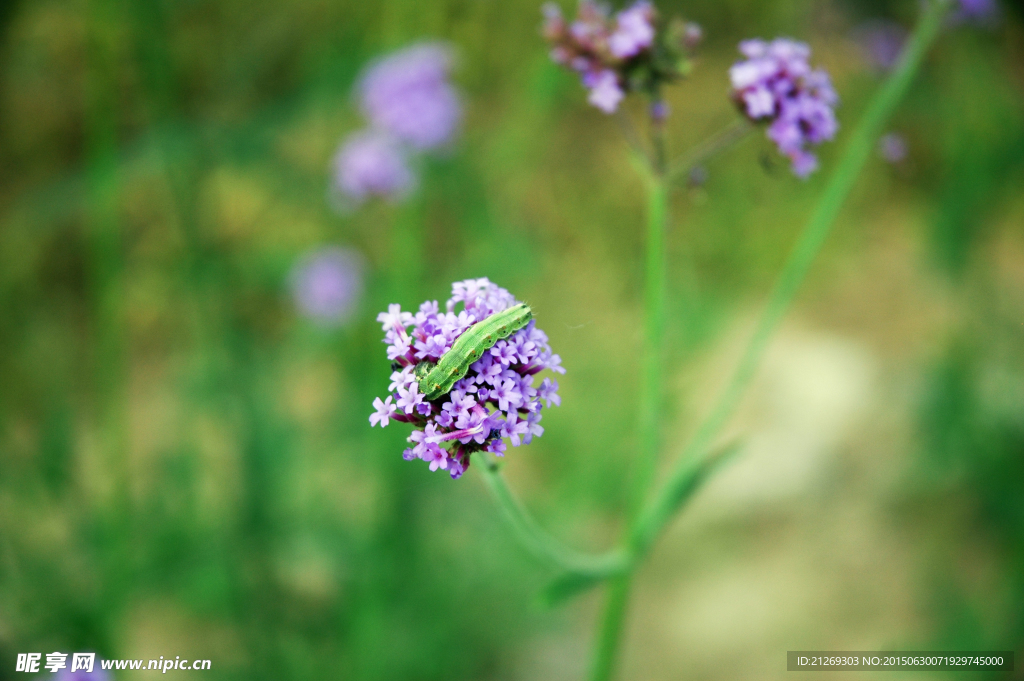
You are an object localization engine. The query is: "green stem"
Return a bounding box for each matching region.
[589,574,631,681]
[588,3,951,679]
[478,461,629,576]
[591,111,671,681]
[631,0,951,564]
[473,122,670,588]
[629,170,668,515]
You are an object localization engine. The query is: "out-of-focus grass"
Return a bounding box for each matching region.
[0,0,1022,679]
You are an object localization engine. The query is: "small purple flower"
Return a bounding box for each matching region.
[538,377,560,407]
[544,351,566,374]
[474,353,503,385]
[448,454,468,479]
[442,390,476,422]
[731,38,838,178]
[878,132,908,163]
[423,444,449,471]
[650,100,670,121]
[516,374,538,406]
[290,247,364,325]
[523,410,544,445]
[415,333,449,360]
[333,131,415,204]
[587,70,625,113]
[389,366,415,393]
[513,336,538,364]
[490,339,517,366]
[359,42,462,151]
[370,396,397,427]
[455,409,491,445]
[378,303,413,332]
[492,378,523,413]
[396,384,423,414]
[369,278,564,478]
[608,1,655,59]
[386,334,413,361]
[502,412,531,447]
[453,377,476,394]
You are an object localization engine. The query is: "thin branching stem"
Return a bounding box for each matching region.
[666,118,753,183]
[477,460,630,576]
[589,2,952,679]
[634,0,953,561]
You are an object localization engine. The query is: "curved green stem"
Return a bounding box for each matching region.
[478,462,630,577]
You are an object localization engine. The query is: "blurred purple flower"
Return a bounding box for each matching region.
[650,100,670,121]
[730,38,839,178]
[369,278,564,479]
[586,70,624,113]
[608,1,655,58]
[851,20,907,71]
[542,1,698,115]
[358,42,462,151]
[332,131,415,204]
[952,0,999,24]
[290,247,365,325]
[878,132,908,163]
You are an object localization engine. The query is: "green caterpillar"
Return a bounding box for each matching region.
[415,303,533,401]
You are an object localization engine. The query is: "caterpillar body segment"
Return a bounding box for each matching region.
[417,303,533,400]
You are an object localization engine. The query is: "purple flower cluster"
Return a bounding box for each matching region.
[730,38,838,178]
[542,1,699,114]
[359,43,462,151]
[333,131,415,204]
[332,42,461,206]
[289,246,364,326]
[369,278,564,479]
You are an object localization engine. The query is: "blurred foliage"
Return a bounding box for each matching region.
[0,0,1022,679]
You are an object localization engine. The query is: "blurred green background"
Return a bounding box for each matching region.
[1,0,1023,678]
